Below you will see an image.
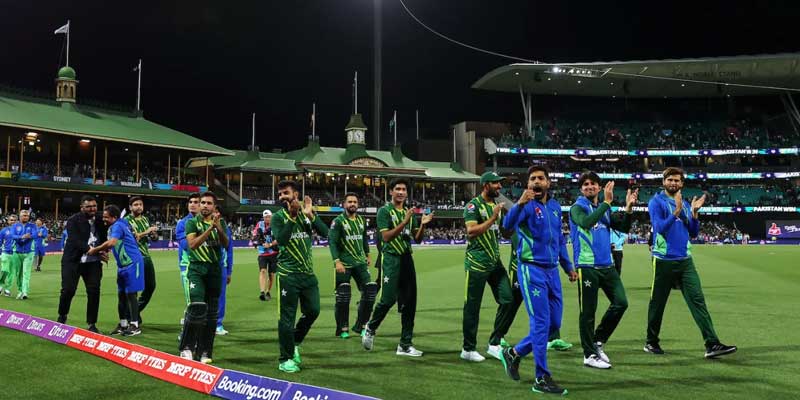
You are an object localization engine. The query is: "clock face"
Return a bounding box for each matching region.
[349,129,365,144]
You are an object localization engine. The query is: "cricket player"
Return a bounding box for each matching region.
[11,210,37,299]
[500,165,576,395]
[645,167,736,358]
[569,171,636,369]
[271,180,329,373]
[179,191,229,364]
[216,204,233,336]
[254,209,278,301]
[329,192,375,339]
[460,172,512,362]
[124,196,158,323]
[610,229,627,276]
[88,205,144,336]
[0,215,18,296]
[176,193,201,305]
[34,218,48,272]
[362,178,433,357]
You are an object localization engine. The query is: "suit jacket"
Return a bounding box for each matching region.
[61,212,107,264]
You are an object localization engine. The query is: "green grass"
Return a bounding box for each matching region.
[1,245,799,400]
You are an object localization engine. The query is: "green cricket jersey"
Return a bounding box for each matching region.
[272,208,330,274]
[509,232,519,272]
[463,196,503,271]
[124,214,152,258]
[376,203,415,256]
[328,213,369,268]
[185,215,226,264]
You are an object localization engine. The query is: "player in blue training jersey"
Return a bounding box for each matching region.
[33,218,48,272]
[88,205,145,336]
[0,215,18,296]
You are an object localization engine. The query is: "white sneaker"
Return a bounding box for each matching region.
[362,329,375,351]
[595,341,610,363]
[2,289,10,297]
[16,292,27,300]
[216,326,228,336]
[180,349,193,360]
[180,318,185,325]
[583,354,612,369]
[396,345,423,357]
[460,349,485,362]
[486,344,503,361]
[200,352,213,364]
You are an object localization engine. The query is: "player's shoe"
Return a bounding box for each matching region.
[486,344,503,361]
[57,315,67,324]
[532,375,568,395]
[265,292,272,301]
[500,347,520,381]
[499,338,510,347]
[362,328,375,350]
[339,331,350,339]
[278,359,300,373]
[110,324,126,335]
[547,338,573,351]
[643,343,665,355]
[16,292,28,300]
[216,326,229,336]
[180,349,193,360]
[460,350,485,362]
[396,345,423,357]
[200,353,213,364]
[583,354,612,369]
[293,346,302,365]
[35,267,41,272]
[704,343,737,358]
[122,326,142,337]
[87,324,100,334]
[2,289,11,297]
[595,341,610,363]
[259,292,266,301]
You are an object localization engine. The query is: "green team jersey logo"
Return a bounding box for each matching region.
[377,204,413,255]
[464,196,502,271]
[186,215,223,263]
[275,209,314,274]
[332,213,367,267]
[125,214,151,257]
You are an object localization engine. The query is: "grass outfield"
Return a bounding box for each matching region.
[1,245,799,400]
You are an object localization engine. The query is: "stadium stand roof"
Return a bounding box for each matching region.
[198,140,480,181]
[0,89,233,155]
[472,53,800,98]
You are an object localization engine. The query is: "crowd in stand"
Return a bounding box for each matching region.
[2,159,205,186]
[499,118,797,150]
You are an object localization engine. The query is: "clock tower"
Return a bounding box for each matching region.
[345,113,367,146]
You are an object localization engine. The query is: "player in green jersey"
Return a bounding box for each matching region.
[179,191,229,364]
[460,172,513,362]
[122,196,158,325]
[362,178,433,357]
[330,192,376,339]
[272,180,329,373]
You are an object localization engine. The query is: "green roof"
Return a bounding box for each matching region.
[206,150,298,172]
[418,161,480,181]
[0,90,233,156]
[57,66,76,80]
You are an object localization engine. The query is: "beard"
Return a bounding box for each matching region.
[486,188,499,199]
[665,186,680,195]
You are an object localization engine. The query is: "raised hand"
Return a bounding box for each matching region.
[491,204,504,219]
[303,196,315,218]
[421,211,434,225]
[626,188,639,210]
[691,193,707,212]
[603,181,615,204]
[518,189,535,205]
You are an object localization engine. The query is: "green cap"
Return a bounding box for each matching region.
[480,171,504,184]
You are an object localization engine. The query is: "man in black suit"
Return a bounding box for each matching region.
[57,195,107,332]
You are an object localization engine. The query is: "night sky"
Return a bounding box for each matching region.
[1,0,798,153]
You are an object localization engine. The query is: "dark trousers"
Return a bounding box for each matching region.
[612,251,623,276]
[187,261,221,357]
[647,257,719,346]
[138,256,157,312]
[277,273,320,361]
[367,252,417,346]
[577,267,628,357]
[462,262,513,351]
[58,261,102,325]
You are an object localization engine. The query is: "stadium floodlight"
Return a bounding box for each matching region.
[80,139,91,143]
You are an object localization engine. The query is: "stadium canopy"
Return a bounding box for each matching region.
[0,89,233,155]
[472,53,800,98]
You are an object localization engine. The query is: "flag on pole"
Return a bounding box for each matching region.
[54,22,69,35]
[133,61,140,72]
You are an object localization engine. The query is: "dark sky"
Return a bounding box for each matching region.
[1,0,798,152]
